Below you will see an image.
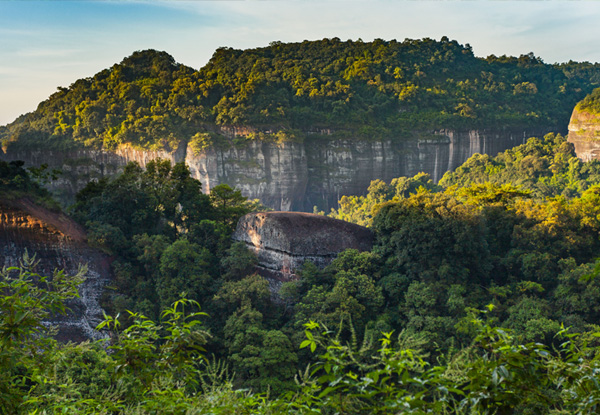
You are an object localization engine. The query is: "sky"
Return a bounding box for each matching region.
[1,0,600,126]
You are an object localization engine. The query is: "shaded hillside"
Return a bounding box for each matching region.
[2,38,600,152]
[0,160,111,342]
[0,159,61,210]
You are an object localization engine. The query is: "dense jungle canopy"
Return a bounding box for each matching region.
[3,132,600,413]
[2,37,600,151]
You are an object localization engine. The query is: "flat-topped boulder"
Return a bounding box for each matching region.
[232,211,374,282]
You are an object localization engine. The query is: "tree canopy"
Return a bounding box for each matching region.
[2,39,600,152]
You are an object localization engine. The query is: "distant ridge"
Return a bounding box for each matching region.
[2,38,600,153]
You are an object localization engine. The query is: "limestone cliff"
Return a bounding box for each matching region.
[232,211,373,283]
[568,107,600,161]
[0,198,110,342]
[0,128,543,211]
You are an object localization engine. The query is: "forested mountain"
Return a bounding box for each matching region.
[5,39,600,413]
[2,38,600,152]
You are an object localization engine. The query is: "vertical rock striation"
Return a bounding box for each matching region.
[185,140,308,211]
[0,128,543,211]
[301,129,534,210]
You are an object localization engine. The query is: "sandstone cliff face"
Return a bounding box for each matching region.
[0,198,110,342]
[301,129,535,210]
[232,212,373,283]
[0,146,179,204]
[568,107,600,161]
[185,140,308,211]
[0,128,541,211]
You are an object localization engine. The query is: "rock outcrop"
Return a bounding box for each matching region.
[1,128,544,210]
[232,212,374,284]
[568,107,600,161]
[0,198,110,342]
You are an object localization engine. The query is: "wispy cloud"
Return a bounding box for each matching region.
[146,0,600,62]
[0,28,38,37]
[16,48,81,58]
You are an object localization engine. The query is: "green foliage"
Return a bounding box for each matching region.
[209,183,263,232]
[220,242,258,281]
[0,254,84,413]
[72,159,210,240]
[292,314,600,414]
[4,39,600,152]
[297,321,453,414]
[157,239,213,310]
[330,172,439,226]
[215,274,272,313]
[0,160,60,209]
[66,159,276,393]
[373,191,491,287]
[71,159,219,318]
[98,297,210,389]
[342,136,600,352]
[440,133,600,198]
[7,257,600,413]
[223,304,297,393]
[188,131,229,155]
[576,87,600,115]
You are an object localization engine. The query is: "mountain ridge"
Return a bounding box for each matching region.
[2,38,600,210]
[3,38,600,153]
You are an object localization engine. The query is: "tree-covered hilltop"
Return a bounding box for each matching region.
[574,86,600,116]
[1,51,199,151]
[2,38,600,151]
[202,39,598,131]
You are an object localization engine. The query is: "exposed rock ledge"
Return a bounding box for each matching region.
[568,107,600,161]
[232,212,374,284]
[0,198,111,342]
[0,128,545,211]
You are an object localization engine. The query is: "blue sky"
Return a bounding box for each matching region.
[1,0,600,126]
